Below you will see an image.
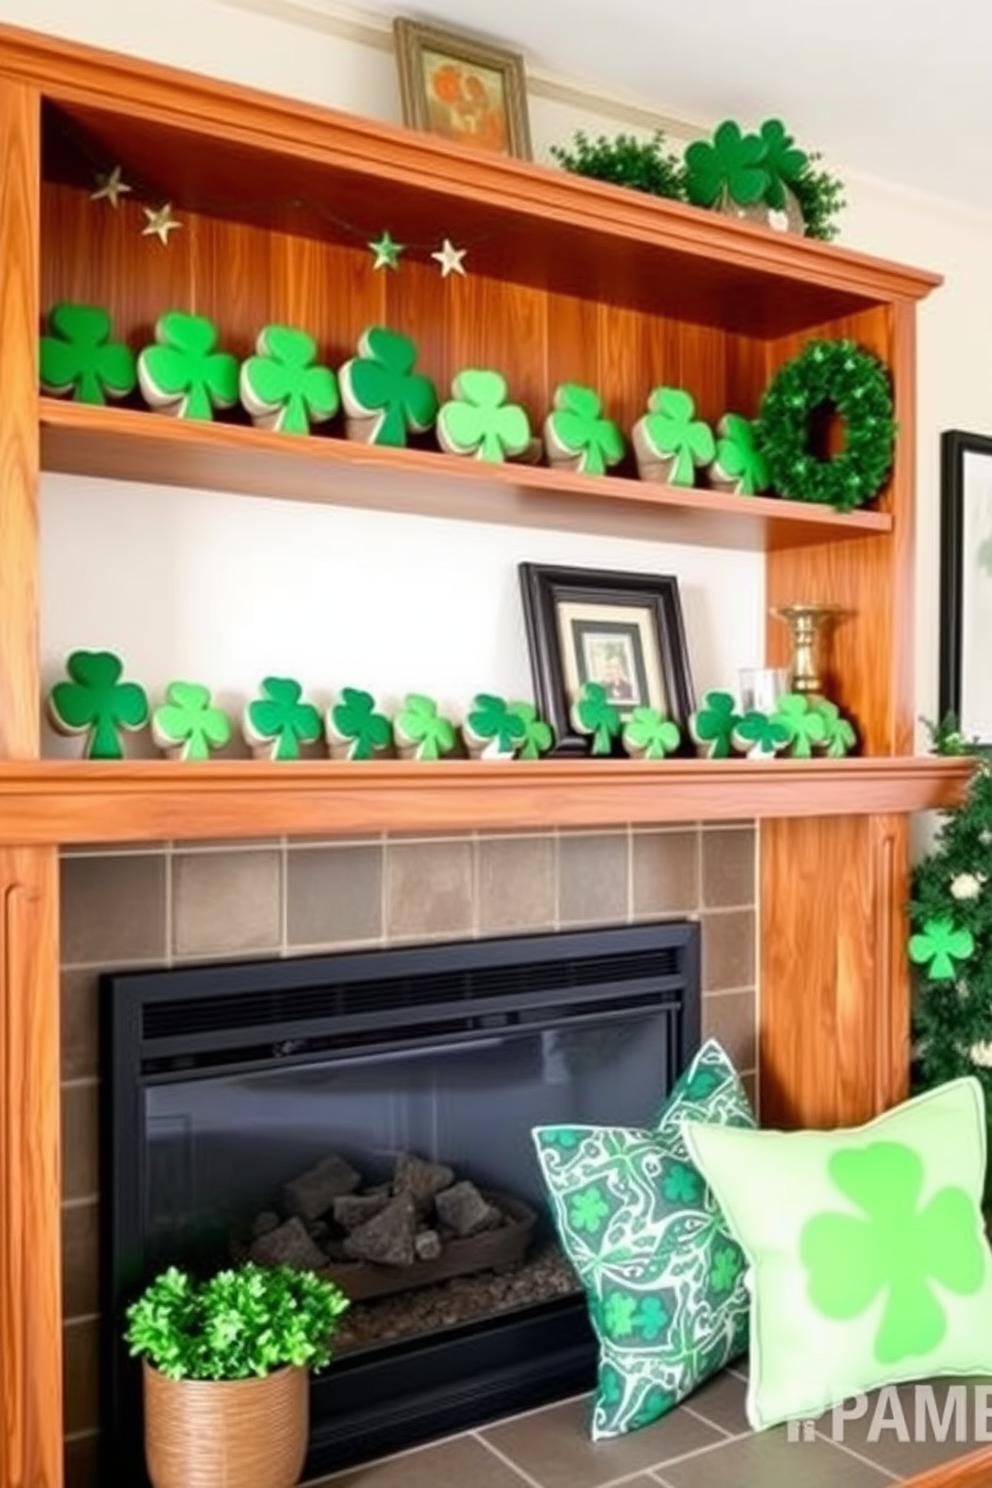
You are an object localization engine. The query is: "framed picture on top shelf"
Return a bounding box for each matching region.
[392,17,533,159]
[939,429,992,745]
[518,562,696,756]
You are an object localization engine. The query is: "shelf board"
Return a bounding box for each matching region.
[40,400,893,551]
[0,756,972,846]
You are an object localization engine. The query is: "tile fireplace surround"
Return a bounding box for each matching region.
[59,822,755,1488]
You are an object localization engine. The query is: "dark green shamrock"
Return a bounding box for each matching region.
[809,697,858,757]
[545,383,626,475]
[244,677,322,760]
[465,693,527,757]
[507,701,555,759]
[732,710,791,758]
[714,413,771,495]
[48,649,148,759]
[40,303,137,405]
[438,370,531,462]
[622,706,681,760]
[689,691,741,758]
[771,693,827,758]
[684,120,769,209]
[572,681,622,755]
[758,118,809,211]
[394,694,457,761]
[328,688,393,760]
[908,917,975,981]
[240,325,339,435]
[339,327,439,446]
[137,312,239,420]
[639,387,716,486]
[152,681,232,760]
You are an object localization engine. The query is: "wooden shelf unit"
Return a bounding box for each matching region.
[0,20,962,1488]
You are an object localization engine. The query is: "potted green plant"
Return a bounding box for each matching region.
[124,1261,350,1488]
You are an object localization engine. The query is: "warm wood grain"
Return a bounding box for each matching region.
[902,1447,992,1488]
[0,756,972,846]
[0,847,61,1488]
[0,80,40,757]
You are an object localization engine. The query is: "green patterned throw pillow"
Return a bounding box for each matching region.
[683,1077,992,1432]
[532,1039,753,1440]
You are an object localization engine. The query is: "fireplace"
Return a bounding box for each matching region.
[100,920,701,1483]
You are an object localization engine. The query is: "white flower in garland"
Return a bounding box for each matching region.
[970,1040,992,1068]
[951,871,985,901]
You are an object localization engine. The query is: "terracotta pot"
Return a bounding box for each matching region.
[143,1361,308,1488]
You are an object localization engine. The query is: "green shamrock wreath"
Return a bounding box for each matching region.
[756,338,896,512]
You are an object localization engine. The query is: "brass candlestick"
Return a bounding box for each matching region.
[772,603,839,696]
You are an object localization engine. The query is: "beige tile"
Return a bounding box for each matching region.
[657,1429,892,1487]
[702,990,757,1076]
[559,833,628,926]
[64,1317,99,1436]
[65,1432,100,1488]
[172,849,282,957]
[63,1200,99,1318]
[681,1366,749,1437]
[62,1082,99,1201]
[701,909,755,992]
[318,1432,529,1487]
[632,830,700,917]
[60,853,167,966]
[287,844,383,946]
[385,840,474,940]
[701,827,755,908]
[477,836,556,934]
[61,969,99,1081]
[481,1391,723,1488]
[819,1377,992,1477]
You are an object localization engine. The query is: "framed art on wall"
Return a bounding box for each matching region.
[518,562,695,756]
[392,18,532,159]
[939,429,992,744]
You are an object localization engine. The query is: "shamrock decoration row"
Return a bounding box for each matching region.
[571,685,683,759]
[688,689,857,760]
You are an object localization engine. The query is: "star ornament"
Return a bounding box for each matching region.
[368,230,405,271]
[90,166,132,209]
[142,203,182,245]
[431,238,467,278]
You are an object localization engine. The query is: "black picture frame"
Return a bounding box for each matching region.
[939,429,992,745]
[518,562,696,757]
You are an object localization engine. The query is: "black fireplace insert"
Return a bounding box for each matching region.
[101,920,700,1483]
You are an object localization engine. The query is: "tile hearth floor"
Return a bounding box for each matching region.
[303,1368,988,1488]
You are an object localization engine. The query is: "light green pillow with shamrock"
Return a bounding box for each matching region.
[683,1076,992,1432]
[532,1038,754,1440]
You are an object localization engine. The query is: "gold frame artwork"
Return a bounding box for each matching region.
[393,17,533,160]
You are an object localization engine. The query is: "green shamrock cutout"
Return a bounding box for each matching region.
[152,681,232,760]
[689,691,741,758]
[759,118,809,211]
[809,697,858,757]
[328,688,393,760]
[732,710,791,759]
[800,1142,984,1364]
[339,327,439,447]
[572,681,623,755]
[770,694,827,758]
[622,706,681,760]
[544,383,626,476]
[569,1184,611,1235]
[240,325,339,435]
[394,693,457,761]
[244,677,322,760]
[48,649,148,759]
[908,917,975,981]
[637,387,716,487]
[39,303,136,405]
[138,312,239,420]
[464,694,527,758]
[507,701,554,759]
[712,414,771,495]
[684,120,769,209]
[438,370,532,462]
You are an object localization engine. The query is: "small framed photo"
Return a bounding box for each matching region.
[519,563,696,756]
[939,429,992,744]
[392,18,533,160]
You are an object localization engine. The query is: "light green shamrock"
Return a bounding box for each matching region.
[152,682,232,760]
[684,120,769,208]
[245,677,322,760]
[733,710,791,759]
[329,688,393,760]
[138,312,239,421]
[48,650,148,759]
[438,370,531,462]
[634,1296,670,1341]
[394,694,457,761]
[466,693,527,756]
[714,414,771,495]
[545,383,626,475]
[710,1244,743,1294]
[40,303,136,405]
[758,118,809,210]
[569,1185,611,1235]
[809,697,858,757]
[603,1291,638,1337]
[771,694,828,758]
[507,701,555,759]
[572,681,623,755]
[908,917,975,981]
[240,325,339,434]
[622,706,681,760]
[800,1142,985,1364]
[690,691,741,758]
[339,326,439,447]
[661,1162,702,1205]
[640,388,716,487]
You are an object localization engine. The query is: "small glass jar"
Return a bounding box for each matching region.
[739,666,790,714]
